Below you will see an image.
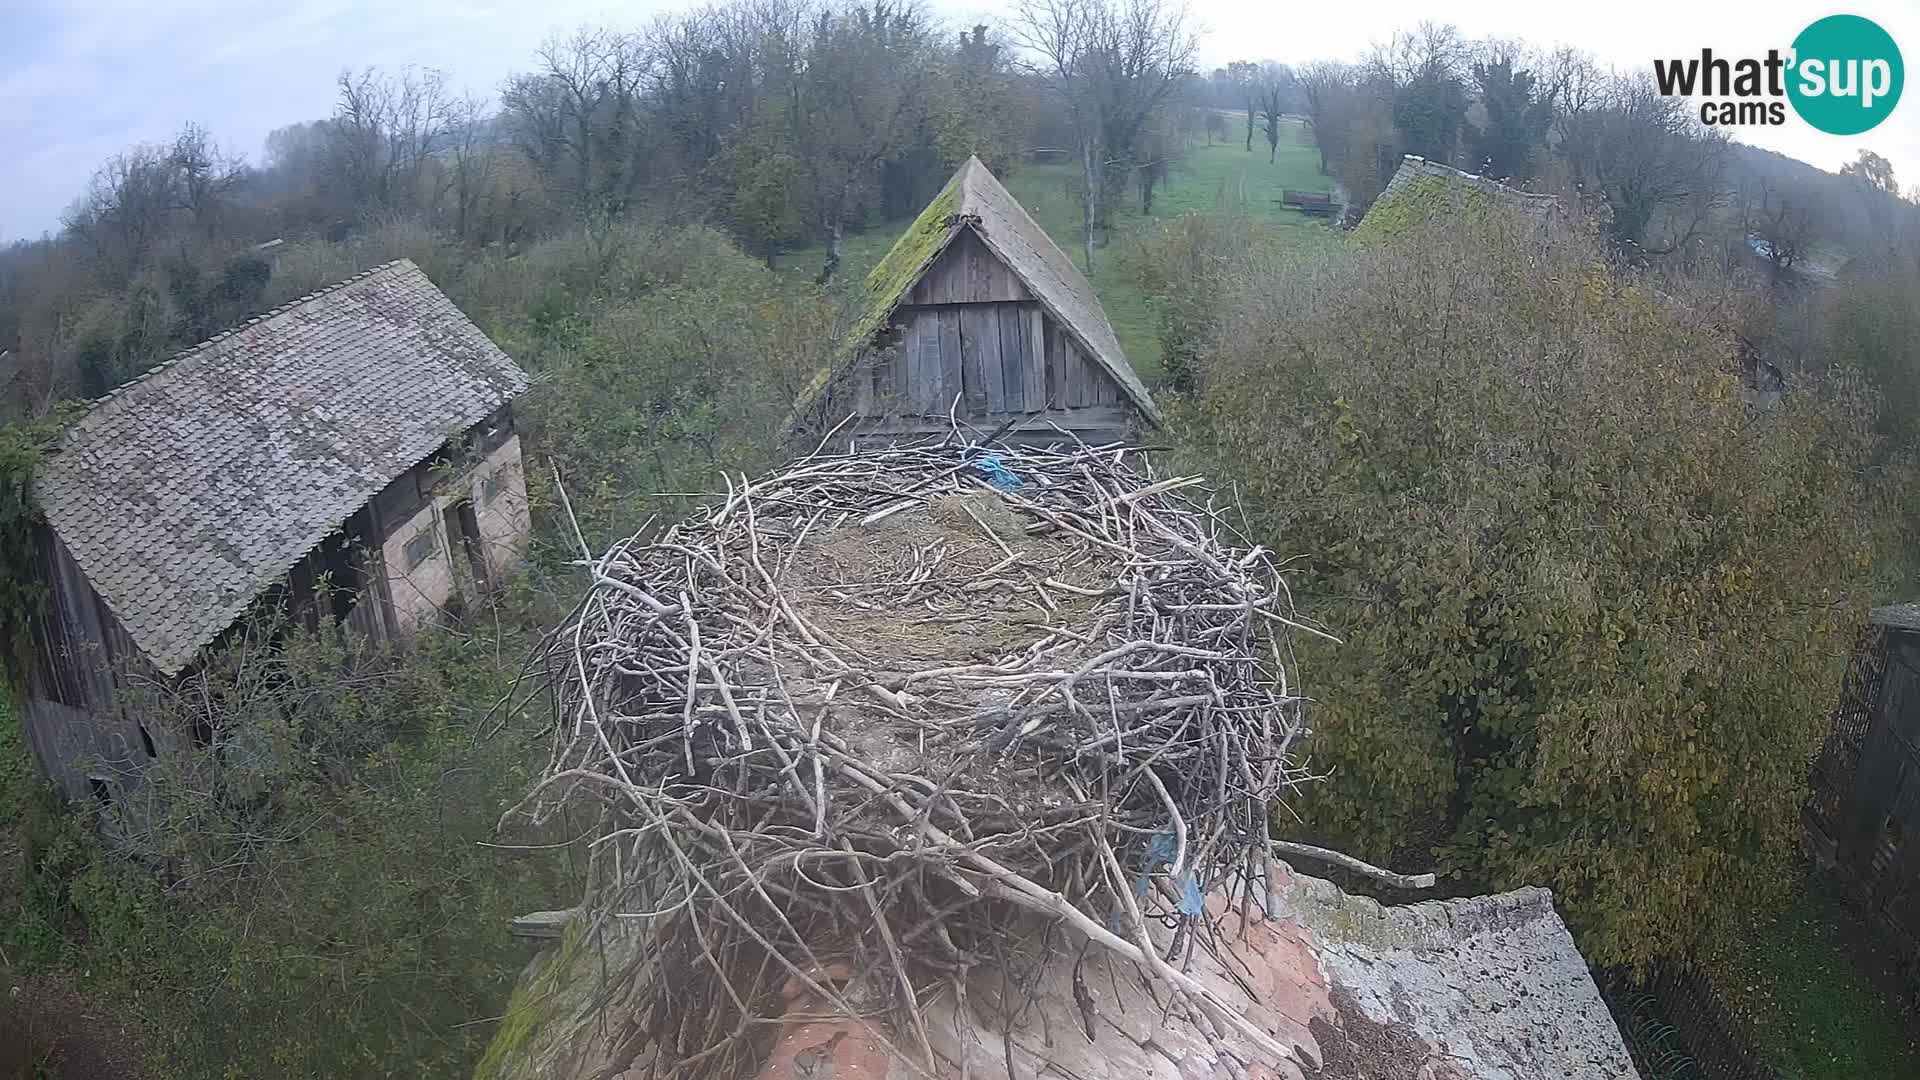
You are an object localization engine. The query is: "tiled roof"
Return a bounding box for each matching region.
[1353,154,1561,241]
[34,260,528,676]
[1870,603,1920,631]
[833,156,1161,425]
[479,867,1636,1080]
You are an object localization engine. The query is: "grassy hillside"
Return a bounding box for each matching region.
[790,119,1334,384]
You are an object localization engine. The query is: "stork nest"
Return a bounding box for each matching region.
[517,440,1316,1078]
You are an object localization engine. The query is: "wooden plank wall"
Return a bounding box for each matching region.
[865,302,1126,421]
[24,525,160,799]
[906,230,1031,306]
[837,228,1138,447]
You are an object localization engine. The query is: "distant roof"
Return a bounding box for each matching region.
[482,866,1636,1080]
[1871,604,1920,631]
[842,156,1160,425]
[34,260,528,676]
[1353,155,1561,241]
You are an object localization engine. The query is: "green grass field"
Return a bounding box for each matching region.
[787,118,1333,384]
[1706,886,1920,1079]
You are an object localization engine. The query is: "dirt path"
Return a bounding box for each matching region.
[0,972,154,1080]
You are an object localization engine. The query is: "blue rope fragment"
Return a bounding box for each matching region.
[973,451,1024,491]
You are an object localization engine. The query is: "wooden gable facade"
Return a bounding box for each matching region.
[820,157,1158,449]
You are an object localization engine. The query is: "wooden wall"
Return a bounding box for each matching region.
[23,525,161,800]
[844,230,1137,448]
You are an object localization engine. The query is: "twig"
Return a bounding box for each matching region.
[1271,839,1437,889]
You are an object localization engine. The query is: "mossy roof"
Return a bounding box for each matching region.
[1352,155,1560,244]
[812,156,1159,426]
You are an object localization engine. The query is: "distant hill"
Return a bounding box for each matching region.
[1725,142,1915,268]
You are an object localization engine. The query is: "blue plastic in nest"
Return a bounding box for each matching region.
[973,452,1024,491]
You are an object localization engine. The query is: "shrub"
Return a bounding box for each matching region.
[3,601,581,1078]
[1118,211,1263,396]
[1179,208,1875,968]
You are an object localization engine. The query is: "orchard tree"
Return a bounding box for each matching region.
[1011,0,1198,272]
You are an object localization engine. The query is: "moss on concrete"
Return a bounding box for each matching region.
[473,918,586,1080]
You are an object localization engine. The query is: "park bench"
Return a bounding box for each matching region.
[1279,190,1336,215]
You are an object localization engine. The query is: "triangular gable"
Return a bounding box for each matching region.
[829,157,1161,426]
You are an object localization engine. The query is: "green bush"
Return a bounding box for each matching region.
[489,222,839,550]
[1180,209,1876,968]
[2,602,582,1078]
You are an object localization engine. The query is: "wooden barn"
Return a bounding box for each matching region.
[807,156,1159,448]
[21,260,532,801]
[1809,605,1920,963]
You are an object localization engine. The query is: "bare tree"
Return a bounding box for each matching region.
[442,94,497,242]
[502,30,651,217]
[1010,0,1198,272]
[328,67,455,214]
[167,124,244,234]
[1748,177,1823,277]
[1559,74,1727,259]
[1253,62,1292,163]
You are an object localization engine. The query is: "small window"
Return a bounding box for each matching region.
[403,529,438,570]
[480,470,504,505]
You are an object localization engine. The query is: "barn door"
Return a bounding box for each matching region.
[445,499,491,595]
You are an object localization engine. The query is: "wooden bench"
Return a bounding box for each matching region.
[1279,190,1336,215]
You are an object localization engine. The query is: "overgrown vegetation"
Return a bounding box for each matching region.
[1176,208,1877,969]
[0,214,838,1077]
[1,597,582,1077]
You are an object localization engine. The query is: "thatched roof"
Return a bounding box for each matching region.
[836,156,1160,425]
[1353,155,1561,242]
[33,260,527,675]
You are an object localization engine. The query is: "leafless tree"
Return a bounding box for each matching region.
[440,94,497,242]
[1253,62,1292,163]
[1748,177,1823,276]
[1010,0,1198,272]
[167,124,244,234]
[1559,73,1727,259]
[504,29,653,217]
[328,67,456,214]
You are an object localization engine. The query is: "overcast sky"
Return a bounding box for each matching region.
[3,0,1917,242]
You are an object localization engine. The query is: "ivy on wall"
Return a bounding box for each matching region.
[0,411,79,693]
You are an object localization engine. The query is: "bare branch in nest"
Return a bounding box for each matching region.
[1270,840,1438,890]
[514,437,1318,1078]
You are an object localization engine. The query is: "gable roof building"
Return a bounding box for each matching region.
[809,156,1158,448]
[23,260,534,799]
[1353,155,1562,242]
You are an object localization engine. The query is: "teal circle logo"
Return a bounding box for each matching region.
[1787,15,1903,135]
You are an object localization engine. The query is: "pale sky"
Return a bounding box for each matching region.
[3,0,1917,242]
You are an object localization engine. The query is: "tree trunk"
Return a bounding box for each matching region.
[1245,108,1254,151]
[765,238,778,270]
[816,220,844,286]
[1081,140,1099,275]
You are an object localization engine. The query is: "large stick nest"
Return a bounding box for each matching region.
[520,440,1315,1077]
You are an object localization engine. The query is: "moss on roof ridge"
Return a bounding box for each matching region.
[850,168,967,347]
